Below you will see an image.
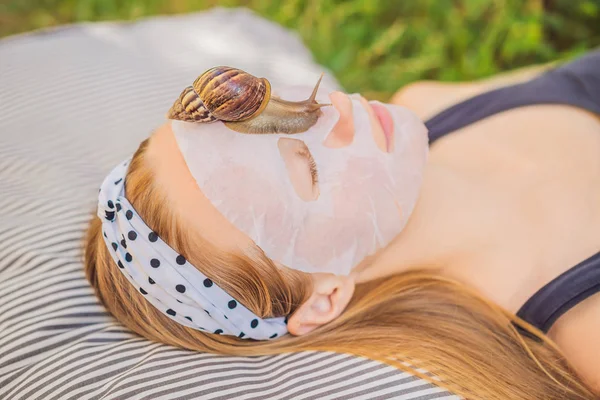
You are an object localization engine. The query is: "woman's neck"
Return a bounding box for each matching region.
[351,161,470,283]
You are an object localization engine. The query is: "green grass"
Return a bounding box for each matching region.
[1,0,599,99]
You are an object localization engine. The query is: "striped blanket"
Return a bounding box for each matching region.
[0,8,458,399]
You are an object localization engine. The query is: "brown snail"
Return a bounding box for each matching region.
[167,66,329,134]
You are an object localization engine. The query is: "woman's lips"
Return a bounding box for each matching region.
[369,101,394,152]
[355,95,390,153]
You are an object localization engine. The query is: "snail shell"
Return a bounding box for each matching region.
[167,66,328,134]
[168,66,271,123]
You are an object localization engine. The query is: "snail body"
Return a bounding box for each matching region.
[167,66,327,134]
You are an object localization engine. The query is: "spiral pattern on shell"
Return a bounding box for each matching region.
[167,66,271,123]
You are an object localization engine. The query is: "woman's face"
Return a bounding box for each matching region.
[150,88,428,275]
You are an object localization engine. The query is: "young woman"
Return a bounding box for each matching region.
[85,51,600,399]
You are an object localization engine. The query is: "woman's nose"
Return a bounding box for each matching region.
[323,91,355,148]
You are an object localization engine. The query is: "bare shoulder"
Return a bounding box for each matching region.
[549,292,600,392]
[389,64,551,120]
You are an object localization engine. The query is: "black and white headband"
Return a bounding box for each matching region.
[97,158,288,340]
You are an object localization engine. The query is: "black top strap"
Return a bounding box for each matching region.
[424,49,600,144]
[516,252,600,333]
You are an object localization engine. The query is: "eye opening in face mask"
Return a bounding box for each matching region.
[277,137,320,201]
[295,147,318,185]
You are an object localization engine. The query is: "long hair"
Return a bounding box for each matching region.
[84,139,597,399]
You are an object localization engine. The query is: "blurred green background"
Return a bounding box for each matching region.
[1,0,599,99]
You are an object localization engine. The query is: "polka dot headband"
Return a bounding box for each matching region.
[97,158,288,340]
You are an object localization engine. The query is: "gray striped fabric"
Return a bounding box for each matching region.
[0,8,459,400]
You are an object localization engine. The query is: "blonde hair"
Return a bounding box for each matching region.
[84,139,596,399]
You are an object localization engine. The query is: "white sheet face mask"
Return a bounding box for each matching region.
[172,86,429,275]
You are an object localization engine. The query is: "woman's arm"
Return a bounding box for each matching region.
[549,292,600,393]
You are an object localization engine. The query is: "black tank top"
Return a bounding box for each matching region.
[423,49,600,334]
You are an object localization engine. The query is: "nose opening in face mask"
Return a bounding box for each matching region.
[322,92,355,149]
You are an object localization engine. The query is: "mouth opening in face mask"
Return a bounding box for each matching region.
[370,101,395,152]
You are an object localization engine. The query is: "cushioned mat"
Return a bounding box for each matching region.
[0,8,458,400]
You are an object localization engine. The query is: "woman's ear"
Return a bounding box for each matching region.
[287,272,355,336]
